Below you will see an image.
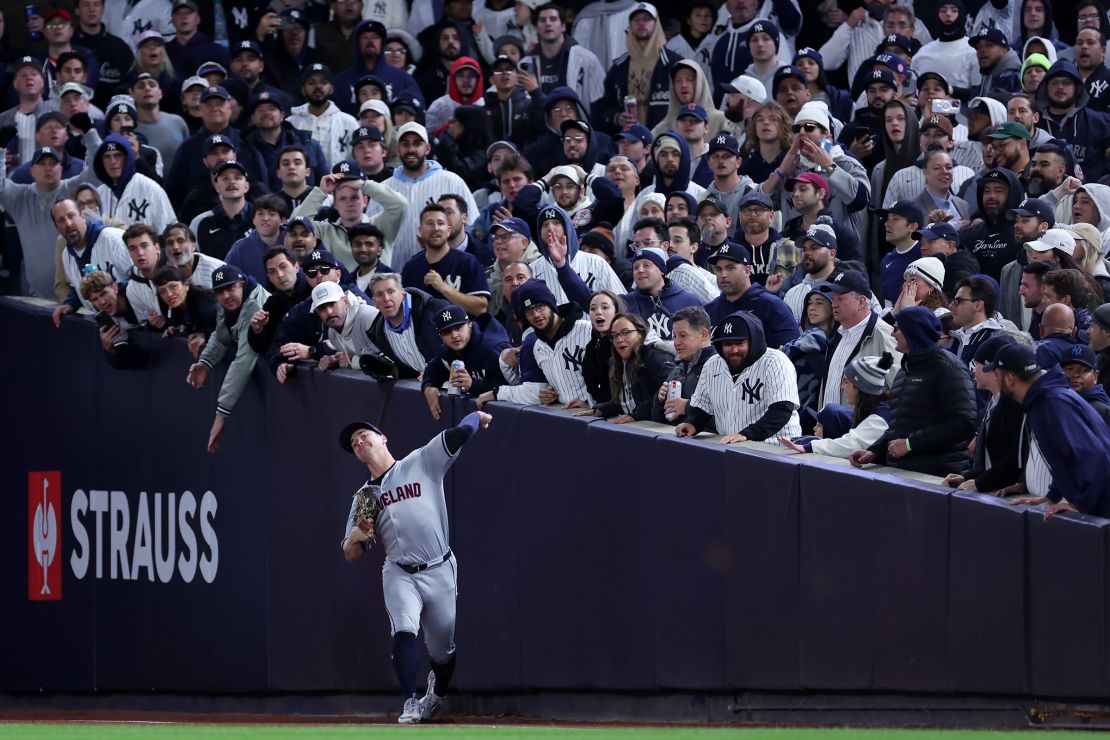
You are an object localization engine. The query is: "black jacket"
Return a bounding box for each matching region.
[592,46,682,134]
[957,168,1025,282]
[868,344,978,476]
[963,395,1024,492]
[483,86,542,148]
[248,272,311,356]
[596,343,676,420]
[367,288,454,378]
[938,249,980,298]
[422,313,512,396]
[582,329,614,405]
[652,345,716,427]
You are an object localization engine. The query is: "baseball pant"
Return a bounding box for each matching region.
[381,557,457,663]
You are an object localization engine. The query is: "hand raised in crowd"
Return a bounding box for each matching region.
[69,112,93,134]
[848,133,873,160]
[1051,176,1082,200]
[424,269,446,292]
[516,68,539,93]
[186,362,209,389]
[764,273,784,293]
[893,279,921,311]
[317,173,342,194]
[799,136,834,171]
[97,324,120,352]
[256,11,282,39]
[846,6,868,26]
[546,228,569,268]
[51,304,73,328]
[491,204,513,225]
[776,137,801,179]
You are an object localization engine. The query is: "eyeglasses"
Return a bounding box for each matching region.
[523,303,548,315]
[562,135,586,144]
[46,22,69,29]
[383,49,407,56]
[492,232,520,242]
[791,123,824,133]
[1079,12,1102,20]
[304,266,333,278]
[628,239,660,250]
[949,296,978,306]
[609,328,640,342]
[550,105,575,115]
[493,69,515,76]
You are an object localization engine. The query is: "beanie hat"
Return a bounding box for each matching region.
[747,19,780,50]
[632,247,668,272]
[816,403,853,440]
[904,256,946,293]
[711,311,754,343]
[1021,53,1052,84]
[511,278,557,319]
[895,306,942,352]
[794,101,833,133]
[580,225,615,258]
[844,352,893,396]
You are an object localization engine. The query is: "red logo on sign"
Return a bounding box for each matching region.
[28,471,62,601]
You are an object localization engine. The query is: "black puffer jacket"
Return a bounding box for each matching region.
[597,343,676,420]
[868,344,977,476]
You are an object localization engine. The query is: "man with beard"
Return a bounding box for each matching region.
[916,221,979,298]
[1019,261,1053,338]
[781,172,863,262]
[958,168,1024,282]
[704,241,800,348]
[229,40,290,108]
[283,216,318,264]
[333,20,423,114]
[163,221,225,290]
[349,223,392,293]
[720,75,767,140]
[225,194,289,283]
[186,266,270,453]
[781,225,863,321]
[1026,140,1070,201]
[520,4,605,105]
[1075,28,1110,114]
[734,190,797,289]
[968,27,1020,98]
[50,198,130,324]
[243,91,326,193]
[383,122,478,267]
[993,343,1110,518]
[1034,60,1110,183]
[287,64,358,171]
[620,224,702,340]
[309,279,382,374]
[705,133,758,231]
[421,304,512,419]
[436,194,490,266]
[401,203,490,316]
[986,122,1031,189]
[695,196,738,271]
[708,0,799,101]
[998,196,1053,327]
[247,246,309,358]
[593,3,680,133]
[675,310,802,443]
[415,23,463,105]
[819,1,930,82]
[1006,93,1054,150]
[310,0,363,73]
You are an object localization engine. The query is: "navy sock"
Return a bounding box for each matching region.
[391,631,419,698]
[430,653,456,697]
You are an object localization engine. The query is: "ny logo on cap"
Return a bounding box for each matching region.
[259,91,270,100]
[806,226,819,238]
[213,267,226,282]
[543,209,557,220]
[887,34,897,42]
[929,115,940,125]
[686,103,696,110]
[1020,198,1030,208]
[719,245,729,253]
[339,162,350,172]
[208,86,218,93]
[1072,345,1086,358]
[524,298,533,307]
[311,64,323,71]
[310,250,322,261]
[240,41,251,48]
[358,127,368,135]
[105,142,118,151]
[715,135,727,144]
[21,56,32,63]
[117,104,128,112]
[723,322,733,334]
[872,70,883,79]
[441,311,453,321]
[753,23,764,33]
[834,272,845,282]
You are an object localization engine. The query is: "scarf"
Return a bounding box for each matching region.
[626,22,666,124]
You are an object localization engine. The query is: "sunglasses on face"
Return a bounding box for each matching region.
[304,265,333,278]
[791,123,824,134]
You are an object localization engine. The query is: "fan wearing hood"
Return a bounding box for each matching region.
[676,310,802,442]
[911,2,979,96]
[188,268,271,454]
[631,132,708,219]
[854,306,977,476]
[1034,60,1110,183]
[425,57,486,136]
[1017,0,1065,52]
[1074,28,1110,114]
[652,60,730,140]
[91,133,175,233]
[332,19,424,117]
[969,27,1022,98]
[958,168,1026,281]
[592,3,680,135]
[521,87,614,176]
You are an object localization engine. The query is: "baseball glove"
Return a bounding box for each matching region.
[353,483,381,542]
[359,350,399,381]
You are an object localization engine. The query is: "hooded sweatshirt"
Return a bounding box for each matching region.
[957,168,1025,281]
[92,134,175,234]
[522,36,606,106]
[651,60,730,140]
[381,159,480,268]
[425,57,486,136]
[912,1,979,92]
[1022,366,1110,516]
[622,276,703,340]
[685,309,803,439]
[521,87,614,176]
[974,48,1022,98]
[287,99,359,172]
[704,280,801,349]
[1034,61,1110,183]
[422,313,513,396]
[60,220,131,312]
[332,19,425,115]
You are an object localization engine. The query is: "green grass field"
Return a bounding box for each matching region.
[1,726,1108,739]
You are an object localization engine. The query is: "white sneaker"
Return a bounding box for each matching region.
[418,670,442,721]
[397,696,422,724]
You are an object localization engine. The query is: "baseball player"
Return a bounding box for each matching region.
[676,310,802,443]
[339,410,493,724]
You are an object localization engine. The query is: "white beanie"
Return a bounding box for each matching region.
[794,101,832,132]
[904,256,946,293]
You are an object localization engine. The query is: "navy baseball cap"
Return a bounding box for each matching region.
[707,242,752,265]
[864,67,897,89]
[917,71,951,94]
[707,132,741,156]
[211,265,245,290]
[972,333,1016,365]
[793,47,823,68]
[354,74,387,95]
[14,55,41,74]
[615,123,652,145]
[215,159,246,177]
[303,247,339,267]
[434,304,470,333]
[969,27,1008,48]
[200,84,230,102]
[819,269,871,296]
[31,146,61,164]
[301,62,333,83]
[339,420,385,453]
[286,215,315,235]
[879,33,916,54]
[248,90,284,115]
[802,224,837,251]
[712,311,754,342]
[772,65,807,96]
[491,216,532,243]
[351,125,384,145]
[197,61,228,78]
[696,195,728,215]
[873,52,907,76]
[913,221,960,242]
[984,343,1039,373]
[737,190,774,211]
[1007,197,1054,225]
[332,159,364,180]
[876,199,925,226]
[392,96,424,117]
[233,39,263,58]
[560,118,592,136]
[676,103,708,123]
[281,7,310,28]
[1061,343,1099,370]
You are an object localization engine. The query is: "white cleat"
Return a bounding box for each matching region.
[418,670,442,721]
[397,696,422,724]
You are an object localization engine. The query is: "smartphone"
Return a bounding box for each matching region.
[519,60,533,74]
[94,310,115,332]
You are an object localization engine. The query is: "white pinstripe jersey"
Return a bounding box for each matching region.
[668,262,720,303]
[380,169,479,268]
[690,350,802,438]
[529,252,624,305]
[497,320,595,407]
[1025,431,1053,498]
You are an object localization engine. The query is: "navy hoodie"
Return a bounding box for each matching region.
[332,20,425,115]
[650,131,696,198]
[1035,61,1110,183]
[704,281,801,349]
[522,87,614,175]
[422,313,512,395]
[92,133,136,201]
[1023,366,1110,516]
[622,277,703,340]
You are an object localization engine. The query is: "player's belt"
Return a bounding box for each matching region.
[398,549,453,574]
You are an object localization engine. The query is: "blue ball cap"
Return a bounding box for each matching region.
[676,103,708,123]
[490,216,532,243]
[302,246,339,268]
[614,123,653,145]
[706,242,753,265]
[210,265,245,290]
[984,343,1039,373]
[1061,343,1099,370]
[434,304,469,333]
[876,199,926,227]
[818,269,871,297]
[913,220,960,243]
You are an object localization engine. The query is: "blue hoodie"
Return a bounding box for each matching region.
[521,86,614,176]
[92,133,136,200]
[422,313,512,395]
[332,20,424,116]
[225,231,281,285]
[705,281,801,349]
[622,277,703,340]
[1023,366,1110,516]
[1034,61,1110,183]
[650,130,695,197]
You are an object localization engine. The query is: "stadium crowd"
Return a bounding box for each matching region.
[6,0,1110,517]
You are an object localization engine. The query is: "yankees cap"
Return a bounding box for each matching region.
[1061,343,1099,370]
[491,216,532,242]
[434,304,470,333]
[711,311,754,343]
[339,420,386,453]
[203,133,234,154]
[286,216,315,235]
[818,269,870,296]
[802,224,837,251]
[215,159,247,178]
[913,221,960,243]
[352,125,384,145]
[706,242,752,265]
[200,85,230,102]
[983,343,1039,373]
[302,247,339,268]
[210,265,246,290]
[301,63,333,83]
[332,159,365,181]
[1007,197,1055,225]
[707,132,740,156]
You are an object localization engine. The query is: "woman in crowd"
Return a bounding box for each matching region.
[740,101,791,184]
[577,313,674,423]
[385,29,422,75]
[580,290,625,406]
[870,100,920,216]
[782,286,837,425]
[892,257,950,313]
[779,353,892,457]
[793,47,852,125]
[153,265,216,361]
[1067,223,1110,299]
